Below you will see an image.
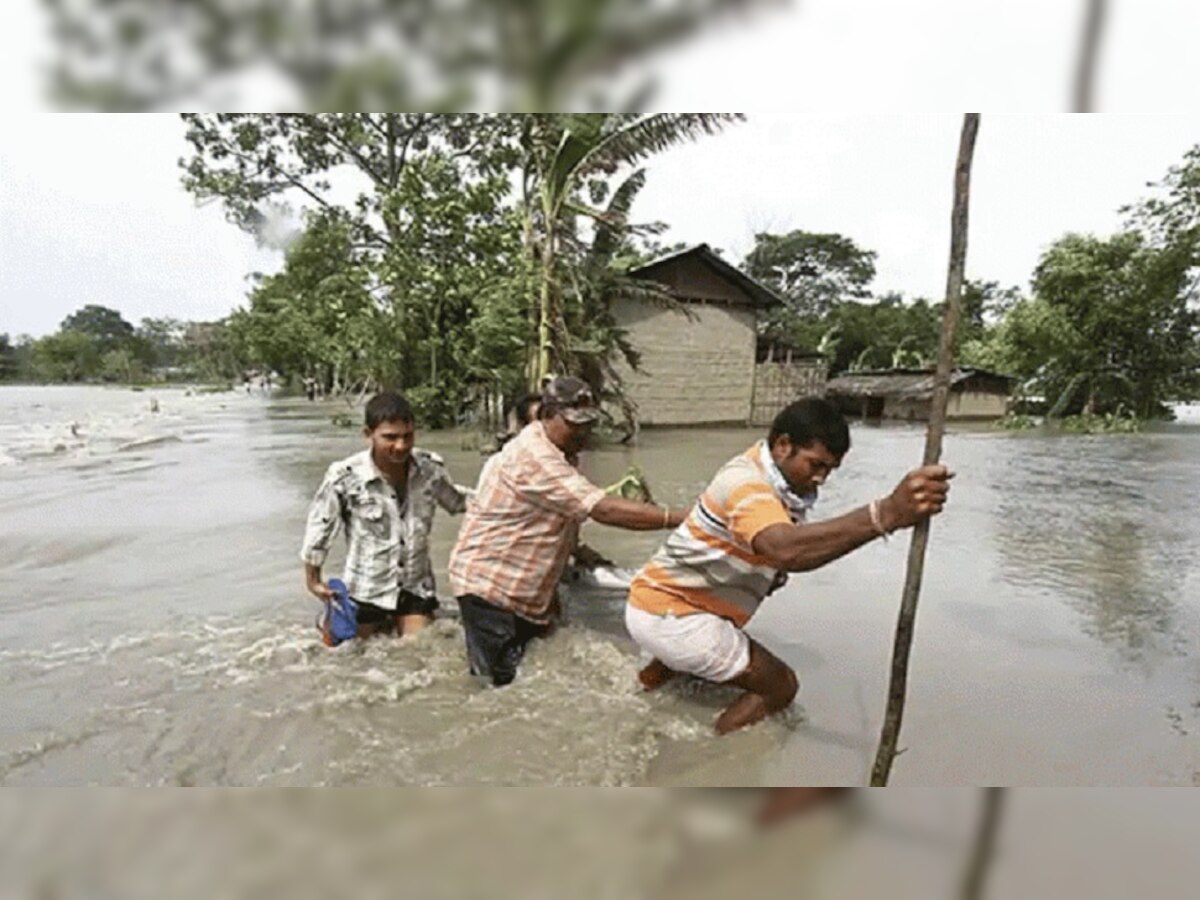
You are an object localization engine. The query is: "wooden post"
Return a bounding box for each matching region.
[870,114,981,786]
[1073,0,1107,112]
[960,788,1005,900]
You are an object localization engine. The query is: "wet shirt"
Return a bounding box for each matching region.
[628,443,805,627]
[449,422,606,623]
[300,448,467,608]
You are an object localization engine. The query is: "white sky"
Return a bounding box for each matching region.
[4,114,1198,337]
[1,1,1199,337]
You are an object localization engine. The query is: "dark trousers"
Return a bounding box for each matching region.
[457,595,549,687]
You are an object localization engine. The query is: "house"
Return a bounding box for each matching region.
[613,244,816,426]
[824,367,1016,421]
[751,338,827,426]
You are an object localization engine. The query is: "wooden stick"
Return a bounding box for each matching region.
[870,114,981,786]
[1073,0,1108,113]
[960,787,1006,900]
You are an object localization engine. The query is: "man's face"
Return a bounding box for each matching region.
[366,418,415,468]
[771,437,842,496]
[560,417,593,455]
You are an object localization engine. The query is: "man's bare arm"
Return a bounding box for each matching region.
[589,496,689,531]
[752,465,953,572]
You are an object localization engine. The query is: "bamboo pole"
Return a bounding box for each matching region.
[870,114,981,786]
[1073,0,1108,113]
[960,788,1006,900]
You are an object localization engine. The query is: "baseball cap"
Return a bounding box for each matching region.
[542,376,601,425]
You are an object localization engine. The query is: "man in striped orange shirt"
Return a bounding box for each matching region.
[626,398,953,734]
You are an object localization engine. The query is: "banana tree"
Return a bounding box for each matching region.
[523,113,744,387]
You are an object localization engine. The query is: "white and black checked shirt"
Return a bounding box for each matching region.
[300,448,467,609]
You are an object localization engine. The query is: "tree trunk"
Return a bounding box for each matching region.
[536,226,556,386]
[870,114,981,786]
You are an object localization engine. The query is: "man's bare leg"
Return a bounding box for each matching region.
[399,614,432,636]
[715,639,798,735]
[757,788,851,826]
[354,621,392,640]
[638,658,679,691]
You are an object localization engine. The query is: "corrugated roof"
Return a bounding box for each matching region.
[628,243,785,308]
[825,367,1015,399]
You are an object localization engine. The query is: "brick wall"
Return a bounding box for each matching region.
[611,298,756,425]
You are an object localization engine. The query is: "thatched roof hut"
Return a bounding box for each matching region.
[825,367,1016,421]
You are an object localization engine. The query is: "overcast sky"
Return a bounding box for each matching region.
[3,114,1198,338]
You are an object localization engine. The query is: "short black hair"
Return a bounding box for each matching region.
[513,393,543,427]
[364,392,414,430]
[768,398,850,457]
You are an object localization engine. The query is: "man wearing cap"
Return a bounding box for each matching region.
[448,376,690,686]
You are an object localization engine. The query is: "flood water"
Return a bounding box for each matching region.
[1,385,1198,785]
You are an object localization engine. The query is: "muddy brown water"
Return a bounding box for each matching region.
[1,385,1198,785]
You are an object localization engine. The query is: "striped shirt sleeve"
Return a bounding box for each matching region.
[724,480,791,547]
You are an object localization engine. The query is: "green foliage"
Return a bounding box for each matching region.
[99,348,144,384]
[746,230,877,326]
[229,211,379,389]
[180,114,514,253]
[522,114,743,389]
[30,330,102,382]
[60,304,135,355]
[1030,231,1198,417]
[1124,143,1200,263]
[992,414,1037,431]
[818,296,942,375]
[45,1,780,111]
[136,317,187,369]
[1059,410,1143,434]
[0,334,32,381]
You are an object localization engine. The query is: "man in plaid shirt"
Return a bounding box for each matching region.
[449,376,690,686]
[301,392,467,641]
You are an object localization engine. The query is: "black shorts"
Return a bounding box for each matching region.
[457,595,549,687]
[356,591,439,626]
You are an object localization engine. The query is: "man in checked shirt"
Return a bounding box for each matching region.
[449,376,691,686]
[301,392,468,641]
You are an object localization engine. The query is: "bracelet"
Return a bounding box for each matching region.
[661,505,671,528]
[868,498,890,540]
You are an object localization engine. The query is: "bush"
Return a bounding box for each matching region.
[405,384,462,430]
[1059,408,1142,434]
[993,414,1037,431]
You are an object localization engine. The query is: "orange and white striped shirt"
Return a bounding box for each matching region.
[449,422,606,622]
[629,442,803,627]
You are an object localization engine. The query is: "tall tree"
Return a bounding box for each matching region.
[1125,142,1200,278]
[30,330,102,382]
[378,151,525,425]
[1031,231,1199,416]
[180,114,512,254]
[745,230,877,321]
[136,317,187,370]
[230,211,378,391]
[60,305,136,356]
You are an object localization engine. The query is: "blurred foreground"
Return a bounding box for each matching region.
[3,789,1198,899]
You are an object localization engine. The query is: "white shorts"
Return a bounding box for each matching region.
[624,604,751,684]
